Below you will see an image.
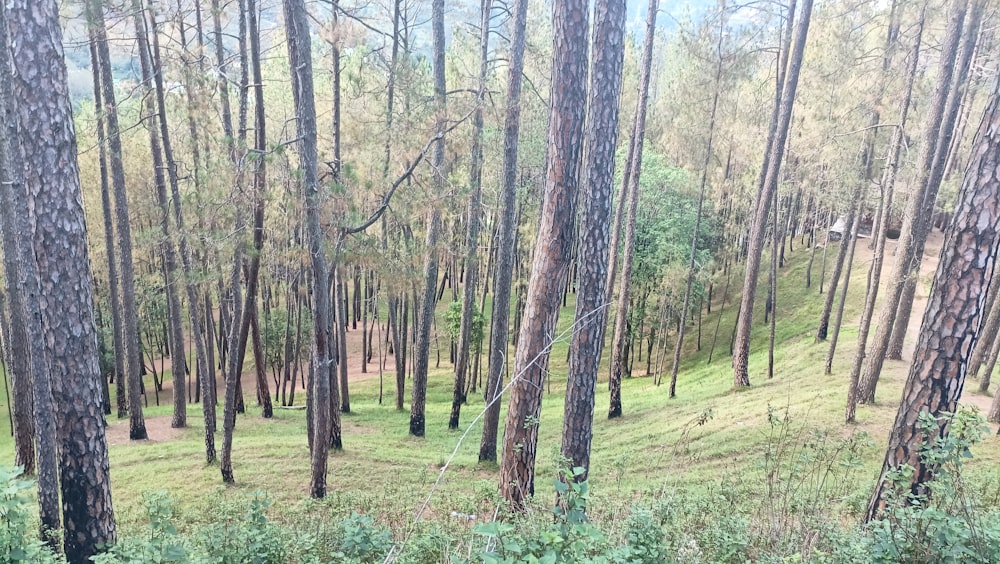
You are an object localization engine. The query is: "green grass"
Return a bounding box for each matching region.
[3,238,999,540]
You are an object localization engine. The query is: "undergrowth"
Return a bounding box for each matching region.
[6,406,1000,563]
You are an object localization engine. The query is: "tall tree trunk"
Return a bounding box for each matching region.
[249,305,273,417]
[89,0,145,435]
[9,0,117,557]
[0,289,33,475]
[866,81,1000,522]
[609,0,658,418]
[335,266,350,414]
[409,0,447,437]
[0,293,28,443]
[848,7,923,422]
[767,176,780,378]
[479,0,527,462]
[327,272,343,450]
[283,0,333,497]
[132,0,187,429]
[390,289,406,410]
[0,156,61,540]
[88,32,124,419]
[0,16,61,533]
[380,0,405,410]
[449,0,492,430]
[499,0,588,509]
[0,45,35,475]
[732,0,812,387]
[560,0,625,479]
[233,0,272,419]
[220,0,251,485]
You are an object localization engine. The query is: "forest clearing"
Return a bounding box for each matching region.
[1,0,1000,562]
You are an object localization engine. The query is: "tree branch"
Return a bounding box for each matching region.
[340,105,479,238]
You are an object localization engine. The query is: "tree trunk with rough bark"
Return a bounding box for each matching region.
[499,0,588,509]
[0,18,60,530]
[0,106,34,477]
[449,0,492,430]
[9,0,118,557]
[866,80,1000,522]
[732,0,813,387]
[335,266,350,416]
[409,0,446,437]
[233,0,272,420]
[284,0,333,497]
[560,0,625,478]
[478,0,526,461]
[609,0,658,417]
[89,0,145,434]
[88,31,124,419]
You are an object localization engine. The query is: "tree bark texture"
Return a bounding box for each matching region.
[409,0,446,437]
[866,79,1000,522]
[499,0,588,510]
[560,0,625,478]
[9,0,118,558]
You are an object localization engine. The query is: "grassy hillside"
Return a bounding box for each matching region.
[3,232,1000,560]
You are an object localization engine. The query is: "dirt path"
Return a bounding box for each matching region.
[111,322,401,443]
[844,227,989,407]
[105,415,185,446]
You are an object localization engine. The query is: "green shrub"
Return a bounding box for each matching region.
[334,512,392,562]
[0,467,63,563]
[191,494,286,563]
[397,524,452,564]
[475,468,612,563]
[92,491,187,563]
[868,409,1000,563]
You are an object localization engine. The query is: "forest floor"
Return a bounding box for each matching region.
[4,226,999,541]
